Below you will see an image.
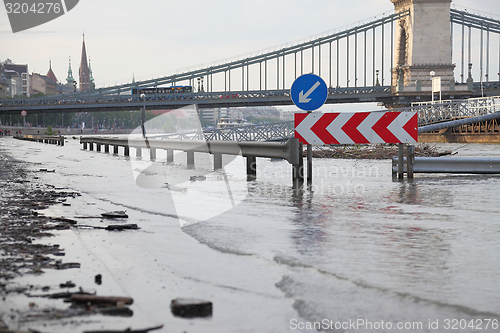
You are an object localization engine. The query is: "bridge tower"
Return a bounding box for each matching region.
[391,0,455,92]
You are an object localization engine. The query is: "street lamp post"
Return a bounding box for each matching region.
[430,71,436,102]
[140,93,146,138]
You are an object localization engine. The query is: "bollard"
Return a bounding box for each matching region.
[187,151,194,167]
[213,153,222,170]
[398,143,404,180]
[246,156,257,180]
[167,149,174,163]
[292,142,304,185]
[407,145,415,179]
[307,144,312,183]
[392,156,398,179]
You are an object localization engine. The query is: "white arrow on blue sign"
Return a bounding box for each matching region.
[291,74,328,111]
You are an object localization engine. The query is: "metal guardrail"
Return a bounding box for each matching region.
[79,137,300,164]
[392,156,500,174]
[80,136,304,183]
[14,134,65,146]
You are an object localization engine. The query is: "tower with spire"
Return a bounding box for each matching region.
[79,34,91,92]
[66,56,76,91]
[46,60,57,83]
[89,57,95,90]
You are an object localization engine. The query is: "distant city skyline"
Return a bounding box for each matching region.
[1,0,500,96]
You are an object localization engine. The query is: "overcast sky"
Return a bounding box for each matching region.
[1,0,500,100]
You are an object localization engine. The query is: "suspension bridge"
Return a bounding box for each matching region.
[2,0,500,118]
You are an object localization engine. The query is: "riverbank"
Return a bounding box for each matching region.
[0,151,83,330]
[0,149,163,332]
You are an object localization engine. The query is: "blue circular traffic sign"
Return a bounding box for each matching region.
[291,74,328,111]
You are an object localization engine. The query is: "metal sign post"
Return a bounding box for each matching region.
[21,110,27,127]
[291,74,328,184]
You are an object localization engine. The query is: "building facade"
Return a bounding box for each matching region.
[0,59,30,97]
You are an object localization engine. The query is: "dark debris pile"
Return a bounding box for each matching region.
[307,144,452,159]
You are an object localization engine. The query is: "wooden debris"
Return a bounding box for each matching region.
[59,281,76,288]
[74,224,140,231]
[83,325,163,333]
[49,216,77,224]
[307,144,451,159]
[70,294,134,306]
[170,298,212,318]
[96,306,133,317]
[101,211,128,218]
[27,290,94,299]
[38,168,55,173]
[105,224,139,231]
[56,262,81,270]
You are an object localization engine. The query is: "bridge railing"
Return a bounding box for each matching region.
[0,86,393,109]
[410,95,500,125]
[158,121,295,142]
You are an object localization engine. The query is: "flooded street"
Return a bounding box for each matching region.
[1,137,500,332]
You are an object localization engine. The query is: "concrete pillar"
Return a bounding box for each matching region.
[213,153,223,170]
[150,148,156,160]
[136,147,142,158]
[124,146,130,157]
[59,136,64,146]
[96,144,101,152]
[83,142,88,150]
[187,151,194,167]
[167,149,174,163]
[89,143,94,151]
[113,145,119,154]
[104,145,109,153]
[246,156,257,180]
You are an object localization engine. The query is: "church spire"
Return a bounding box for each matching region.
[79,33,90,92]
[46,59,58,83]
[66,56,76,86]
[89,57,95,90]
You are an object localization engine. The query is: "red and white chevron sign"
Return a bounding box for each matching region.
[294,112,418,145]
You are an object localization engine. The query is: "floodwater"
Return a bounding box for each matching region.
[1,136,500,333]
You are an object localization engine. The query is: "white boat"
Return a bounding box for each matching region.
[216,118,251,129]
